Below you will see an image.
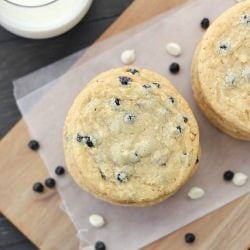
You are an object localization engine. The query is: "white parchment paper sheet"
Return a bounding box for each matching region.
[13,0,250,249]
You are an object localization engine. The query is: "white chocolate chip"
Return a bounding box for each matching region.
[120,49,136,65]
[188,187,205,199]
[232,172,248,186]
[89,214,105,228]
[166,43,182,57]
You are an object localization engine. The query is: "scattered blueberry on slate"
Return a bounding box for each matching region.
[28,140,40,151]
[183,117,188,123]
[169,63,180,74]
[127,68,139,75]
[119,76,132,85]
[55,166,65,176]
[114,98,120,106]
[45,178,56,188]
[185,233,196,243]
[95,241,106,250]
[33,182,44,193]
[200,17,210,29]
[223,170,234,181]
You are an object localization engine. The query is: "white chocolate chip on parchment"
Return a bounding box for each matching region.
[120,49,136,65]
[166,43,182,57]
[188,187,205,199]
[232,172,248,186]
[89,214,105,228]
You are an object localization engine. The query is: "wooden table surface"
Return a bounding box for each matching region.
[0,1,133,249]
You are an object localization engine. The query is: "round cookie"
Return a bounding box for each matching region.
[192,45,250,140]
[64,67,200,206]
[192,1,250,140]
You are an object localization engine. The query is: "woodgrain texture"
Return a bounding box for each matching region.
[0,0,249,249]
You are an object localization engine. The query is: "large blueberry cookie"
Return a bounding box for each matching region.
[192,1,250,140]
[64,67,200,206]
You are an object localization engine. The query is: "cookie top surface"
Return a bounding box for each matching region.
[197,1,250,133]
[64,67,199,206]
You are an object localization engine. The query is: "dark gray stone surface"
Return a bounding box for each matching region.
[0,0,132,249]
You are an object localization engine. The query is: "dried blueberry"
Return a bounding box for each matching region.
[119,76,132,85]
[152,82,160,88]
[183,117,188,123]
[223,170,234,181]
[95,241,106,250]
[185,233,196,243]
[76,133,83,142]
[169,63,180,74]
[116,171,129,183]
[99,169,106,180]
[127,68,139,75]
[28,140,40,151]
[176,126,182,133]
[83,136,94,148]
[169,96,175,104]
[33,182,44,193]
[240,15,250,24]
[200,18,210,29]
[114,98,120,106]
[220,45,227,50]
[55,166,65,176]
[45,178,56,188]
[143,84,152,89]
[124,113,136,124]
